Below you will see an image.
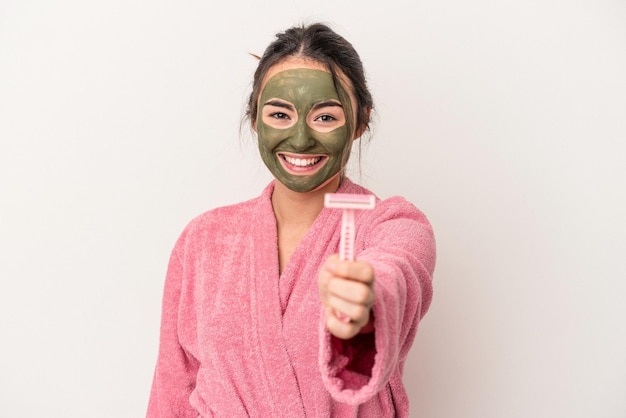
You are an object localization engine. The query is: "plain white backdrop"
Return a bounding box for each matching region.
[1,1,625,417]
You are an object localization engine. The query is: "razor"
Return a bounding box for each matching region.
[324,193,376,323]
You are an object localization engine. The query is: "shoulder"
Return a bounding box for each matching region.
[343,178,432,228]
[186,197,258,233]
[347,181,436,273]
[372,196,432,228]
[362,195,434,250]
[175,182,274,248]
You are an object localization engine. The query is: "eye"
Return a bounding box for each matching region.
[315,114,336,122]
[307,105,346,133]
[270,112,290,120]
[262,104,297,129]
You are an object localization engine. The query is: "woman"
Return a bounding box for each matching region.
[147,22,436,417]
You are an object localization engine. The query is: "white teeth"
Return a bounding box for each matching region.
[284,156,322,167]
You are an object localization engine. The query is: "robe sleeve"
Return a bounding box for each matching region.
[147,233,200,417]
[318,197,436,405]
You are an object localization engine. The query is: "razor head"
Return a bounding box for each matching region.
[324,193,376,209]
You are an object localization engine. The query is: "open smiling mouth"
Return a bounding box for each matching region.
[278,153,327,173]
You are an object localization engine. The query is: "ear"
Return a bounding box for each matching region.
[353,107,372,139]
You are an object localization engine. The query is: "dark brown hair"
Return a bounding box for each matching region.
[246,22,373,135]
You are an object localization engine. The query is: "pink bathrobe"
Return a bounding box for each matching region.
[147,178,435,417]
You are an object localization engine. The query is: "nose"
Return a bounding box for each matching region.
[288,122,315,151]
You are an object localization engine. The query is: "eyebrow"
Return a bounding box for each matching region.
[264,100,295,112]
[263,99,343,112]
[311,100,343,111]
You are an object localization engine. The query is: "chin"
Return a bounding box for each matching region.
[283,181,320,193]
[282,174,342,194]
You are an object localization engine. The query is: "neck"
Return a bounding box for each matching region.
[271,175,342,228]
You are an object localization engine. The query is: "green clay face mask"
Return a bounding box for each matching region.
[257,68,355,193]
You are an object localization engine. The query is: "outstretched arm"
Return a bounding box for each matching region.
[318,197,436,405]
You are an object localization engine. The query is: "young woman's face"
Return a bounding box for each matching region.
[255,58,357,193]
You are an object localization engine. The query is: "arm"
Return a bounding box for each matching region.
[147,236,200,417]
[318,198,436,404]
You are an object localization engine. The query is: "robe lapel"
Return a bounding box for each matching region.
[248,182,308,414]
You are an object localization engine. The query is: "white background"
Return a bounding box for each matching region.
[1,1,625,417]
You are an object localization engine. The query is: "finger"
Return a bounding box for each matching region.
[334,309,351,323]
[325,307,362,340]
[325,259,374,284]
[327,278,374,306]
[318,263,333,297]
[326,293,370,326]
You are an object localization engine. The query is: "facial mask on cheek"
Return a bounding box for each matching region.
[257,68,355,193]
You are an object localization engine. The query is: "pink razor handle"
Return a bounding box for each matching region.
[324,193,376,323]
[340,207,356,261]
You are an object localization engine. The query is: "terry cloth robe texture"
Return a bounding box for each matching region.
[147,178,436,418]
